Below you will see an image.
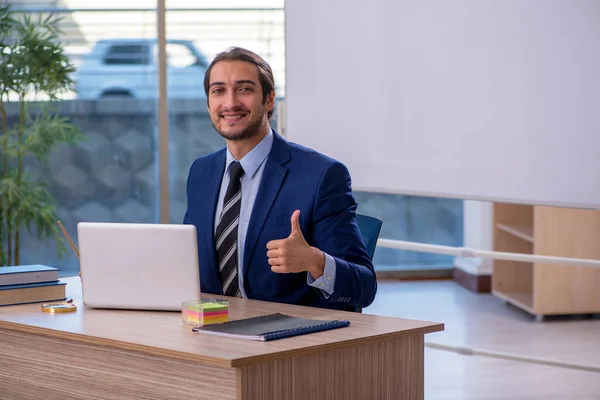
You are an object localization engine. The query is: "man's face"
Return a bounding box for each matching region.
[207,60,274,142]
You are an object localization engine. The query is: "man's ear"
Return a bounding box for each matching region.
[267,90,276,112]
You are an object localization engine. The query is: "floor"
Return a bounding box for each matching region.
[364,279,600,400]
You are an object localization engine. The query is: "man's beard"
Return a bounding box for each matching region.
[213,106,265,142]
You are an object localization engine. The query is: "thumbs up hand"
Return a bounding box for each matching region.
[266,210,325,278]
[288,209,303,238]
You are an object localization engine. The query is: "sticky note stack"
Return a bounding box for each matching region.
[201,302,229,325]
[182,300,229,326]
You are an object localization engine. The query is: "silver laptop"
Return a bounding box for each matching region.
[77,222,201,311]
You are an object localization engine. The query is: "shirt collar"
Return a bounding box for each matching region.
[225,127,274,178]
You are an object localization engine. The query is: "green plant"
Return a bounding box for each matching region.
[0,5,82,266]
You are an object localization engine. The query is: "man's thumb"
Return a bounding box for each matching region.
[290,210,302,237]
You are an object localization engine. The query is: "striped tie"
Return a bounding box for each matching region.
[215,161,244,297]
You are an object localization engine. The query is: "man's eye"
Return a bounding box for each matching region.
[212,88,224,94]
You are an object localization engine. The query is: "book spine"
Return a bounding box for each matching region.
[0,271,59,286]
[0,297,67,307]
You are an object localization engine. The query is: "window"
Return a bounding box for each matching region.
[6,6,160,277]
[165,43,198,68]
[355,192,463,271]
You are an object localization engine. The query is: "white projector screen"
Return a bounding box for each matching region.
[284,0,600,209]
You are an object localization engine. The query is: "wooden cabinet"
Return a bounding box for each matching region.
[492,203,600,319]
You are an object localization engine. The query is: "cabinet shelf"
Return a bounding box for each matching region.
[496,223,534,243]
[493,290,534,314]
[492,203,600,319]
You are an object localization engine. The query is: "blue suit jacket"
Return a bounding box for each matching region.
[183,131,377,310]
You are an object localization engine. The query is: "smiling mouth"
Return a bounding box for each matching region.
[220,113,248,121]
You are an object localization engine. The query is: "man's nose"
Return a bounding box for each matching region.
[223,90,241,109]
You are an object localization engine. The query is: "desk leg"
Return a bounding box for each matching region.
[236,333,424,400]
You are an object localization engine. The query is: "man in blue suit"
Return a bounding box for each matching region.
[183,47,377,310]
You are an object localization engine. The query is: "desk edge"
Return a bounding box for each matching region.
[0,320,443,369]
[229,322,444,367]
[0,320,233,368]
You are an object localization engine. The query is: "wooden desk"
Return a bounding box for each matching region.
[0,277,443,400]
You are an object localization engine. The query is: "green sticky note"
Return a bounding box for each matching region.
[202,302,228,312]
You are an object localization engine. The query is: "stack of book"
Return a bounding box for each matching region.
[0,265,66,307]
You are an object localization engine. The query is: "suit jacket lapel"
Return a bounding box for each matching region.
[243,132,290,278]
[202,151,226,292]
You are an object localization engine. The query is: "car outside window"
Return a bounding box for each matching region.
[104,45,151,65]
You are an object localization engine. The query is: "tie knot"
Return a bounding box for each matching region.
[228,161,244,182]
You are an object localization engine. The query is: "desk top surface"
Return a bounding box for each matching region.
[0,277,443,367]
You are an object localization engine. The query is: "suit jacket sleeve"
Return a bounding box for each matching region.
[311,161,377,308]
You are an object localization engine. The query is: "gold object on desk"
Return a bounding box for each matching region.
[41,302,77,314]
